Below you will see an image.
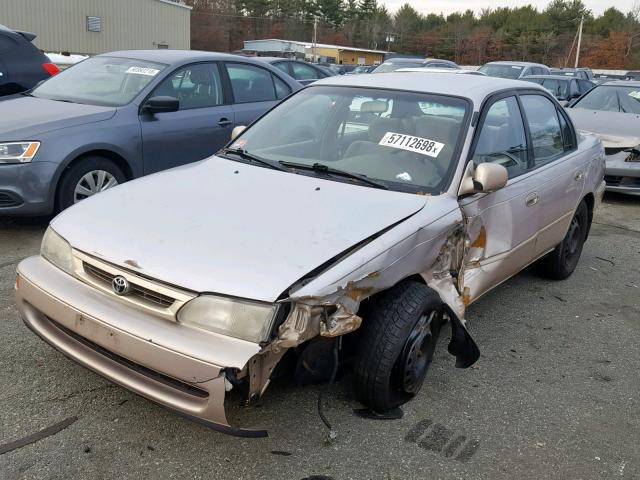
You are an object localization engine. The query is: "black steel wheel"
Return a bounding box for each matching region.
[353,281,444,412]
[539,200,589,280]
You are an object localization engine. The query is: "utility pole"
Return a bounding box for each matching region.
[575,15,584,68]
[313,16,319,63]
[384,32,396,52]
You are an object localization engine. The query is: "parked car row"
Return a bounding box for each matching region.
[2,46,638,221]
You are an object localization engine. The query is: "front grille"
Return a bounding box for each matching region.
[50,317,208,398]
[83,262,175,308]
[0,191,22,207]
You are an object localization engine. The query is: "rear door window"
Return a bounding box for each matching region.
[225,63,290,103]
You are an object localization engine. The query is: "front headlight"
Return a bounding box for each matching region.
[177,295,278,343]
[0,142,40,164]
[41,227,74,275]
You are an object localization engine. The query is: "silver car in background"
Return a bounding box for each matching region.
[16,73,604,436]
[567,81,640,196]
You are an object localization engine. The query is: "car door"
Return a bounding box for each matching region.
[224,62,292,127]
[518,94,585,257]
[460,94,542,302]
[140,62,234,174]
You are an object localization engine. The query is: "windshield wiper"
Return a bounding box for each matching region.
[220,148,286,171]
[279,161,389,190]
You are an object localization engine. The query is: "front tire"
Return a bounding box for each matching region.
[539,201,589,280]
[353,281,444,412]
[57,156,126,211]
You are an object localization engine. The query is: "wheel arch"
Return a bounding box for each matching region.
[581,192,595,239]
[53,149,135,210]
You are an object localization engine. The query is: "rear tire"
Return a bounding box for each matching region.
[353,281,444,412]
[57,156,126,211]
[539,201,588,280]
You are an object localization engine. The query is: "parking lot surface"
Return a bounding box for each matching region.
[1,194,638,480]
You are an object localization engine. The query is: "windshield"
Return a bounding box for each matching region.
[372,61,424,73]
[32,56,167,107]
[573,85,640,113]
[227,86,469,194]
[478,64,523,79]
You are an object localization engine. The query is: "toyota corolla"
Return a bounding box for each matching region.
[15,73,605,436]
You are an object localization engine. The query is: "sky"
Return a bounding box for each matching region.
[381,0,637,16]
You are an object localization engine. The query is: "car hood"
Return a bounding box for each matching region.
[52,157,428,302]
[0,96,116,139]
[567,108,640,148]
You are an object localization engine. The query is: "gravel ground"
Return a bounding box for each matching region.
[0,193,638,480]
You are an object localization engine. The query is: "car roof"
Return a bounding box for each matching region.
[312,72,544,102]
[484,61,547,67]
[396,67,483,75]
[384,57,428,63]
[99,49,257,65]
[256,57,301,63]
[599,80,640,87]
[523,75,576,81]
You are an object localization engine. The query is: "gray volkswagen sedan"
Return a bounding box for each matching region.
[16,73,604,436]
[0,50,300,215]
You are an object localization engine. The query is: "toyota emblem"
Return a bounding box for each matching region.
[112,275,130,296]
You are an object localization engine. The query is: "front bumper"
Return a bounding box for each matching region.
[15,256,266,437]
[0,161,58,215]
[604,152,640,196]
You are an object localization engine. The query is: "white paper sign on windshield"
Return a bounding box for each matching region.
[378,132,445,158]
[126,67,160,76]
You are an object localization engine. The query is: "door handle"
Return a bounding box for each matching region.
[575,171,584,181]
[218,118,232,127]
[525,193,539,207]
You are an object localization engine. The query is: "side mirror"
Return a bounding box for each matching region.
[142,96,179,114]
[458,162,508,196]
[231,125,246,141]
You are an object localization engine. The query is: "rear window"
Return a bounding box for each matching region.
[0,34,18,53]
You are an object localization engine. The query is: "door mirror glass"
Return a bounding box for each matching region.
[142,96,179,114]
[231,125,246,141]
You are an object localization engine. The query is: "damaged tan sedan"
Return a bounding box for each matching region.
[16,73,605,437]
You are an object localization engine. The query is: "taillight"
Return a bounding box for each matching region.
[41,63,60,76]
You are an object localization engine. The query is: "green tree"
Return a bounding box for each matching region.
[393,4,422,52]
[544,0,591,34]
